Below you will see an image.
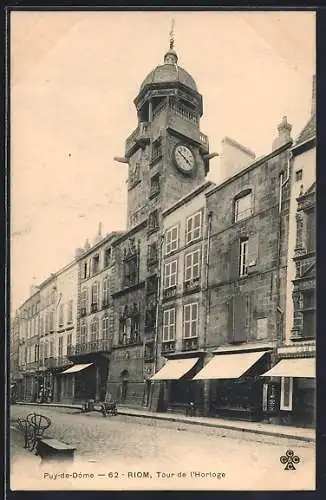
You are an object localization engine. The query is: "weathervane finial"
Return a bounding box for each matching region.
[169,19,175,50]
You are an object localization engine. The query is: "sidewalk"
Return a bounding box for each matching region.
[14,401,315,443]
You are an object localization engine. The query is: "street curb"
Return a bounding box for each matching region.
[118,410,315,443]
[14,403,315,443]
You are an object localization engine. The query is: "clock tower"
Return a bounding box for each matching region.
[122,37,211,230]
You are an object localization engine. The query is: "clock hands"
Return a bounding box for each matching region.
[178,150,192,167]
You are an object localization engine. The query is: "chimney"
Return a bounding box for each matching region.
[75,247,84,259]
[272,116,292,151]
[311,74,316,116]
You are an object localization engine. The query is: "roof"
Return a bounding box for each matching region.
[140,64,197,92]
[295,112,316,146]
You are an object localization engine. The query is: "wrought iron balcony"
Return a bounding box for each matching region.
[161,340,176,355]
[67,339,112,356]
[182,337,199,351]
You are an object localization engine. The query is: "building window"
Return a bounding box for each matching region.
[102,277,110,306]
[280,377,293,411]
[67,300,73,324]
[49,311,54,332]
[183,303,198,338]
[91,282,99,311]
[150,173,160,198]
[295,169,303,182]
[92,254,100,275]
[239,238,248,277]
[302,290,316,339]
[185,249,200,282]
[151,139,162,162]
[163,308,176,341]
[91,317,99,342]
[306,209,315,252]
[81,288,88,315]
[80,322,87,344]
[49,341,54,357]
[58,337,63,358]
[58,304,64,327]
[147,241,158,267]
[164,260,178,289]
[165,225,179,255]
[67,333,72,348]
[186,212,202,244]
[234,191,253,222]
[104,247,111,268]
[83,262,88,279]
[148,209,159,233]
[123,258,138,287]
[102,314,109,339]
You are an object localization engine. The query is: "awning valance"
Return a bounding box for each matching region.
[193,351,268,380]
[60,363,93,374]
[151,357,199,381]
[261,358,315,378]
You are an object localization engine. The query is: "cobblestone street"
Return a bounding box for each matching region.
[10,405,315,491]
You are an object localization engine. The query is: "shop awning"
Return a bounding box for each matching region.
[60,363,93,374]
[193,351,268,380]
[150,357,200,380]
[261,358,315,378]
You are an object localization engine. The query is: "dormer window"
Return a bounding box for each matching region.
[234,190,253,223]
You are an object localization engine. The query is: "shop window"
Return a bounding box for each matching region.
[280,377,293,411]
[184,249,200,282]
[164,260,178,289]
[165,225,179,255]
[186,211,202,244]
[234,190,253,222]
[163,308,176,341]
[183,303,198,338]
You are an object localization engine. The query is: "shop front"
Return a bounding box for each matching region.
[261,355,316,428]
[194,349,272,422]
[150,355,204,415]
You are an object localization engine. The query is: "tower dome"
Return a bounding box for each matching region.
[139,29,198,93]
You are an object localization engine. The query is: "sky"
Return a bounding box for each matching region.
[10,10,316,314]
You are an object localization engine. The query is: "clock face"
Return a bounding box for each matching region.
[173,144,195,173]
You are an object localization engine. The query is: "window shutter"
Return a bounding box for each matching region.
[247,233,259,273]
[233,294,247,342]
[227,298,234,343]
[229,239,240,280]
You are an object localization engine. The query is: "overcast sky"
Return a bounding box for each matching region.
[10,10,315,313]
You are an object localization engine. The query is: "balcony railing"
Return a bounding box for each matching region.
[163,286,177,301]
[183,277,201,294]
[182,337,199,351]
[56,356,72,368]
[126,122,151,155]
[161,340,176,355]
[67,339,112,356]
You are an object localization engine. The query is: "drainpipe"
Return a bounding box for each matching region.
[275,152,292,348]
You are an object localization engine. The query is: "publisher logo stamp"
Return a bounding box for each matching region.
[280,450,300,470]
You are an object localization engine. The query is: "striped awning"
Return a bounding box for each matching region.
[60,363,93,374]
